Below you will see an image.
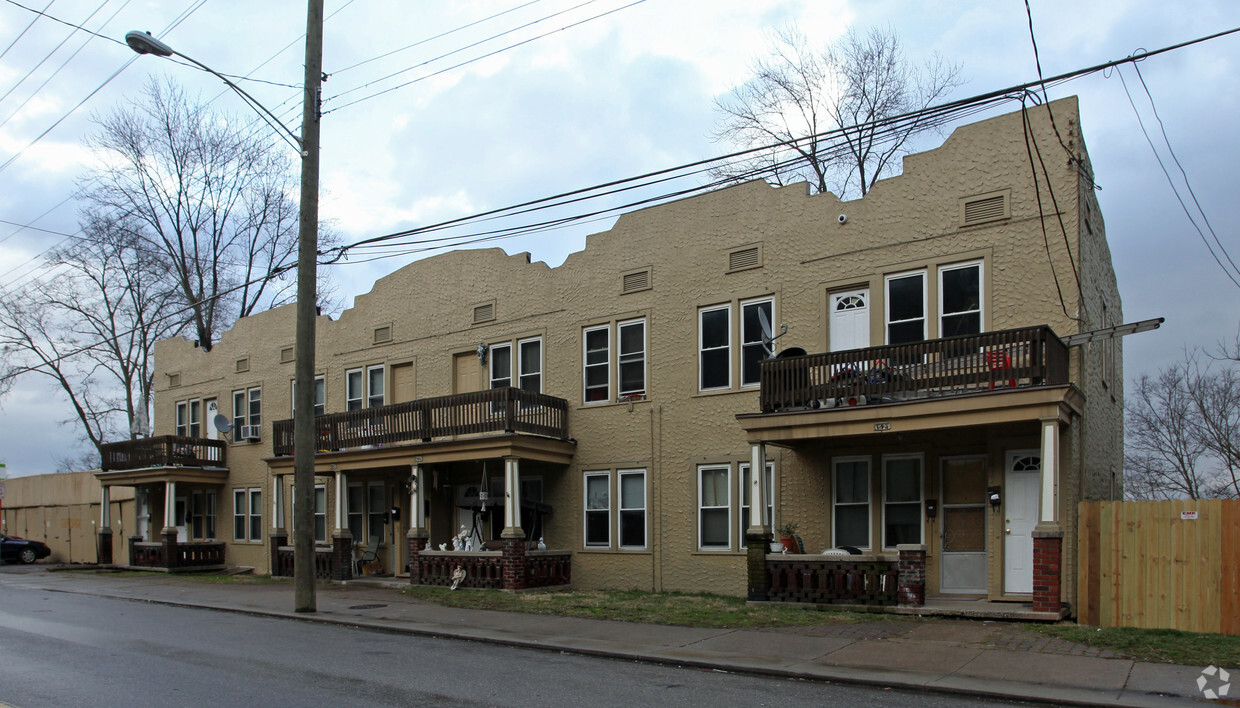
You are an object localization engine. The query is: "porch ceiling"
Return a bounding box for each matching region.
[264,432,576,473]
[736,384,1083,446]
[94,466,230,487]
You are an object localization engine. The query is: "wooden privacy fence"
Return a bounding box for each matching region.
[1078,499,1240,635]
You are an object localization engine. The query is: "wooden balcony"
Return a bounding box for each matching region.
[757,325,1069,414]
[100,436,227,472]
[271,387,570,457]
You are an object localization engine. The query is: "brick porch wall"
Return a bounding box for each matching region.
[897,544,927,607]
[1032,530,1064,613]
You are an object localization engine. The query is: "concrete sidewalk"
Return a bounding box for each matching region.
[0,566,1210,707]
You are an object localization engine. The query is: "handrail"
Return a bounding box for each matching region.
[100,435,227,472]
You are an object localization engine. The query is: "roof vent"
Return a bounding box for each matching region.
[235,357,250,373]
[280,346,294,363]
[728,245,761,273]
[373,325,392,344]
[961,191,1010,226]
[473,303,495,324]
[622,269,650,293]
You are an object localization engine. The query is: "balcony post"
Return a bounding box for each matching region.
[501,455,523,539]
[745,442,772,601]
[331,470,352,581]
[98,485,113,564]
[407,463,428,586]
[1033,416,1064,613]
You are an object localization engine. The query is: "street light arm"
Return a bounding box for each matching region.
[125,30,306,156]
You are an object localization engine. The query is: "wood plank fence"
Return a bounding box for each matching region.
[1077,499,1240,635]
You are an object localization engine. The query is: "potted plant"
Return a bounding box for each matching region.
[777,521,800,553]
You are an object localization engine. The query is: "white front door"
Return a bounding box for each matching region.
[1003,451,1041,594]
[830,289,869,352]
[175,496,188,543]
[205,399,219,439]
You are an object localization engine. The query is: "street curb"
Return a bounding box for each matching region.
[22,582,1181,708]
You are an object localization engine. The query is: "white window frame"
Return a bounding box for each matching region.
[881,453,924,549]
[885,270,927,344]
[740,297,774,387]
[248,488,262,542]
[347,482,364,539]
[489,343,512,390]
[697,464,732,550]
[739,460,774,549]
[938,260,984,338]
[188,399,201,438]
[292,375,326,417]
[346,368,364,411]
[832,456,871,550]
[233,489,246,541]
[583,471,611,548]
[176,400,189,438]
[247,387,261,429]
[367,481,386,543]
[232,390,246,434]
[313,484,327,544]
[367,365,385,408]
[698,304,732,392]
[517,337,542,394]
[617,318,647,398]
[233,488,260,542]
[583,325,610,404]
[618,468,647,550]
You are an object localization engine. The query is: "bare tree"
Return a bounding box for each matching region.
[711,25,963,199]
[0,213,189,463]
[1125,356,1240,499]
[79,78,316,351]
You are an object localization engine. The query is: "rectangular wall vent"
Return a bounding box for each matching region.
[280,347,294,363]
[728,246,761,272]
[962,192,1009,225]
[622,269,650,293]
[373,326,392,344]
[235,358,250,373]
[473,303,495,324]
[168,373,181,388]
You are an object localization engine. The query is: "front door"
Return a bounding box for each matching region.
[1003,451,1041,594]
[205,399,219,439]
[454,352,483,394]
[940,456,987,594]
[830,289,870,351]
[391,363,415,403]
[175,496,188,542]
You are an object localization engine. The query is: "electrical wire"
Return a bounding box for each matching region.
[0,0,112,109]
[0,0,55,61]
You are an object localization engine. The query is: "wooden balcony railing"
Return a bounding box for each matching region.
[758,325,1069,414]
[765,556,898,605]
[272,387,569,457]
[101,436,227,472]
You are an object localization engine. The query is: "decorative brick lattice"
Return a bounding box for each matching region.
[765,558,898,605]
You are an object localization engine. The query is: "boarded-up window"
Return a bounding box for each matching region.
[622,269,650,293]
[728,246,761,272]
[473,303,495,324]
[960,191,1009,226]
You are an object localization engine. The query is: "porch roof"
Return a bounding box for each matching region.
[264,431,577,473]
[94,465,230,488]
[737,384,1083,446]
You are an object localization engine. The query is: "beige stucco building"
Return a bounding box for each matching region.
[93,97,1122,616]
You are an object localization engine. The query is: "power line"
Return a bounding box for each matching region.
[0,0,55,61]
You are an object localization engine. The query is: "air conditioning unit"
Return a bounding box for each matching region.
[240,425,261,442]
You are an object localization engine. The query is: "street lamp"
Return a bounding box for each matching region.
[125,4,323,614]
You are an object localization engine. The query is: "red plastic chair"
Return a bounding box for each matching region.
[986,351,1015,389]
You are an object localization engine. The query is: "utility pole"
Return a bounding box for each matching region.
[293,0,325,613]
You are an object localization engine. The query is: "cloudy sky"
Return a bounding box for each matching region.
[1,0,1238,476]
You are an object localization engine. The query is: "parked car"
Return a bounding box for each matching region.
[0,533,51,564]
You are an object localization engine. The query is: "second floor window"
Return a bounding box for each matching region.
[583,319,646,404]
[368,365,385,408]
[175,399,201,438]
[699,306,730,391]
[940,261,982,337]
[886,271,926,345]
[232,387,261,435]
[490,337,542,394]
[740,298,773,387]
[291,376,326,417]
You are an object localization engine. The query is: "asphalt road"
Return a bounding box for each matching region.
[0,582,1025,707]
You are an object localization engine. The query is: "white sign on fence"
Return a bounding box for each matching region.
[1181,510,1199,520]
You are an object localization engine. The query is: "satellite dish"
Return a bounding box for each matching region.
[756,307,787,358]
[213,414,232,434]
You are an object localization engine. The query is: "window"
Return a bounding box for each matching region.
[291,376,326,416]
[346,369,364,410]
[367,482,386,542]
[740,298,773,386]
[740,461,774,547]
[314,485,327,543]
[584,472,610,547]
[347,483,364,539]
[619,469,646,549]
[518,338,541,393]
[583,326,609,403]
[698,465,731,549]
[367,365,385,408]
[618,319,646,398]
[583,319,646,404]
[883,455,923,548]
[886,271,926,344]
[833,457,870,549]
[232,388,261,439]
[175,399,201,438]
[490,344,512,389]
[940,262,982,337]
[233,488,261,542]
[699,305,730,391]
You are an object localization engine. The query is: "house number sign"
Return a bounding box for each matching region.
[874,422,891,432]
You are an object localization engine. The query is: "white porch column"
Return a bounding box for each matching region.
[501,455,522,539]
[100,485,112,528]
[747,442,767,535]
[1039,417,1059,524]
[334,470,348,534]
[162,480,177,533]
[409,464,426,536]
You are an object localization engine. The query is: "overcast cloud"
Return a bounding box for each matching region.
[1,0,1238,476]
